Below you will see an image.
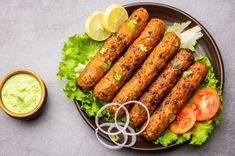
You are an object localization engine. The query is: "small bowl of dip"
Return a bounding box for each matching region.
[0,69,46,119]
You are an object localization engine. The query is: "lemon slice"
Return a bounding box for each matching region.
[85,11,111,41]
[102,4,128,33]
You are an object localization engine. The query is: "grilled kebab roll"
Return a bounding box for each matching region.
[142,61,208,141]
[129,49,194,128]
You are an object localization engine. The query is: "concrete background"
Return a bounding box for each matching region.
[0,0,234,155]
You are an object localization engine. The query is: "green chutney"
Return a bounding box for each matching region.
[1,74,42,114]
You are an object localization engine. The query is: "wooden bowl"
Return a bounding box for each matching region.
[0,69,47,119]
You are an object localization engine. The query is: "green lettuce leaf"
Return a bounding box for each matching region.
[154,55,223,146]
[176,132,191,144]
[189,120,213,145]
[153,129,178,147]
[57,34,108,117]
[165,21,191,35]
[57,34,103,81]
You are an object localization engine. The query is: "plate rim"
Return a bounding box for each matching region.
[74,2,224,151]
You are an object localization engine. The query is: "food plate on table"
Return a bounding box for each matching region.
[58,2,224,151]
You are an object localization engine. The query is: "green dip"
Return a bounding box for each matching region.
[1,74,42,114]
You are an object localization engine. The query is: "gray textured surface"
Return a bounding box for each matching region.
[0,0,234,155]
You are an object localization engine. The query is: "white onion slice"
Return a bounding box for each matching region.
[107,123,128,146]
[95,103,129,136]
[95,123,125,150]
[114,122,137,147]
[107,122,136,147]
[95,100,150,149]
[114,100,150,136]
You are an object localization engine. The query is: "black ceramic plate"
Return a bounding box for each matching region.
[74,2,224,151]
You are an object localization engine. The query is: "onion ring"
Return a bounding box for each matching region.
[95,103,129,136]
[107,122,136,147]
[114,100,150,136]
[95,123,126,150]
[95,100,150,149]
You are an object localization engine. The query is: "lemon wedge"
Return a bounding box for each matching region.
[102,4,128,33]
[85,11,111,41]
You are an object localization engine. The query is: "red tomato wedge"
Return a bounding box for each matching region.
[170,107,196,134]
[189,87,220,121]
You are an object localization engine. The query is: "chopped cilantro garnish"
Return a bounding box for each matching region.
[113,72,122,81]
[128,19,137,29]
[101,60,112,72]
[171,61,177,67]
[139,44,147,52]
[138,104,145,110]
[182,70,193,77]
[110,135,120,142]
[171,61,180,69]
[135,127,141,132]
[100,48,107,54]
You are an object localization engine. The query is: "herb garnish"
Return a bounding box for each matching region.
[101,60,112,72]
[110,135,120,142]
[182,70,193,77]
[139,44,147,52]
[100,48,107,54]
[128,19,137,29]
[113,72,122,81]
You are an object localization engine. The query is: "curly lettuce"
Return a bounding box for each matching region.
[153,56,223,146]
[165,21,191,35]
[57,34,110,117]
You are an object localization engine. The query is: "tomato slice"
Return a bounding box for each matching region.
[170,107,196,134]
[189,87,220,121]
